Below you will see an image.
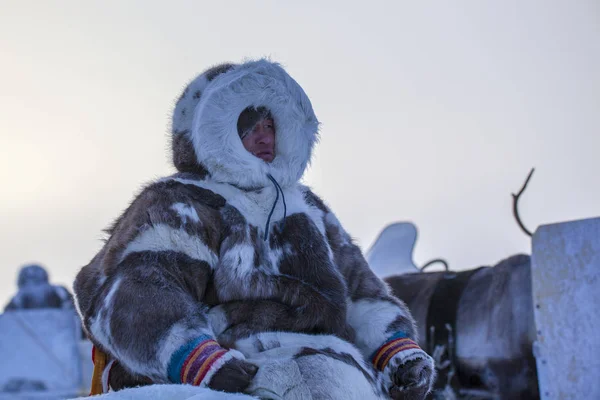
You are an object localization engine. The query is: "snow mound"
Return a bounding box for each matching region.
[69,384,258,400]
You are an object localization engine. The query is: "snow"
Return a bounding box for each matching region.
[68,384,258,400]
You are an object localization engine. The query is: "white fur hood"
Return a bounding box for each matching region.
[171,60,320,190]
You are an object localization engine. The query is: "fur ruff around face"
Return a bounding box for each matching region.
[172,60,320,190]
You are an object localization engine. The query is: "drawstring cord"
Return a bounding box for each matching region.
[264,174,287,241]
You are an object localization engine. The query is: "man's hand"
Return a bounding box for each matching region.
[371,334,436,400]
[389,356,435,400]
[208,357,258,393]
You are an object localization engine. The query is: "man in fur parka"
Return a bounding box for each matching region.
[74,59,435,399]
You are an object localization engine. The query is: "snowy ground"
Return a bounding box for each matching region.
[69,385,257,400]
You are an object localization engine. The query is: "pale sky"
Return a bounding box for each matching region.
[1,1,599,306]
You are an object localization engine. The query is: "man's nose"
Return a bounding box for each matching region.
[255,127,273,144]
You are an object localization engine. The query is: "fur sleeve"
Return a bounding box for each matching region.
[304,189,418,359]
[74,180,225,382]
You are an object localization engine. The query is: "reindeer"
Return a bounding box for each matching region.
[370,170,540,399]
[384,254,539,399]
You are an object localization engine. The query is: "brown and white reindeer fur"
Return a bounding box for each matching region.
[74,60,434,399]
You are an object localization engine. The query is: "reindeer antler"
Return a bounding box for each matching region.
[512,168,535,237]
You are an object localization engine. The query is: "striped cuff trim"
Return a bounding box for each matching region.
[168,335,214,383]
[371,332,421,371]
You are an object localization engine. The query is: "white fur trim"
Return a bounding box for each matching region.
[198,349,246,388]
[189,59,319,189]
[388,347,431,366]
[347,299,406,357]
[120,224,218,268]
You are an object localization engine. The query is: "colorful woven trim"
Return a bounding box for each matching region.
[371,331,421,371]
[168,335,228,385]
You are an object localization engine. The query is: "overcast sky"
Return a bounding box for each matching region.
[1,1,598,306]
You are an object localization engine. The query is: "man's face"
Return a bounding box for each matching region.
[240,117,276,163]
